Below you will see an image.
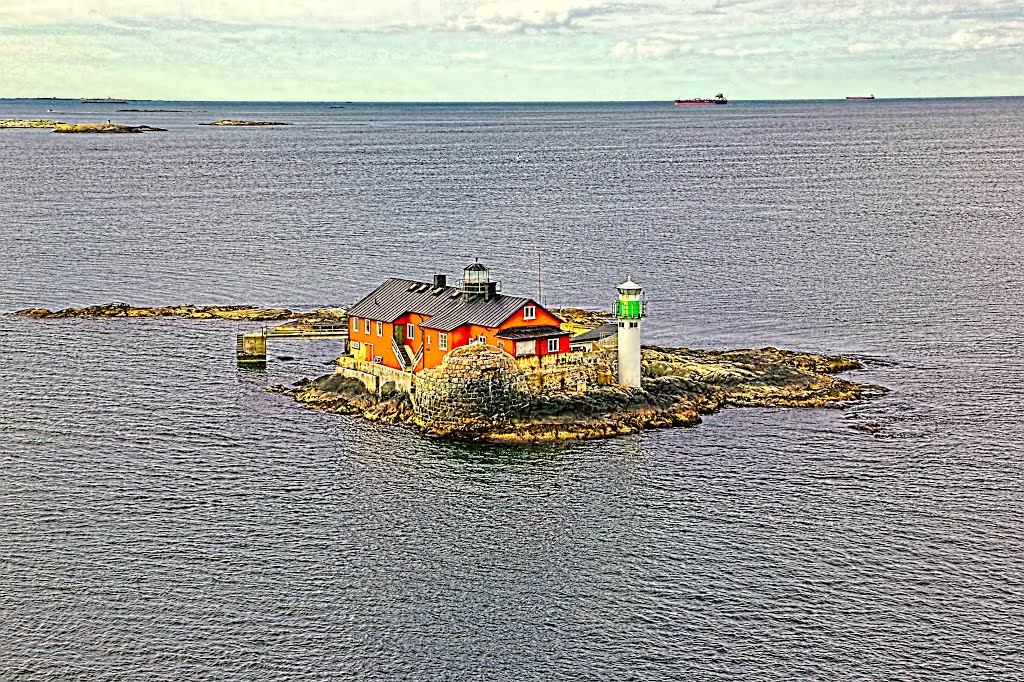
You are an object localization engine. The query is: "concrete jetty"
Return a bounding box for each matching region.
[236,322,349,365]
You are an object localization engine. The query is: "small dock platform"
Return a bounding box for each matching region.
[236,321,348,365]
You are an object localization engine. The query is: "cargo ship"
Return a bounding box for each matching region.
[845,95,875,100]
[675,93,727,106]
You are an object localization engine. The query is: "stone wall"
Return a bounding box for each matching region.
[413,344,528,429]
[516,348,616,393]
[335,356,413,394]
[332,346,619,433]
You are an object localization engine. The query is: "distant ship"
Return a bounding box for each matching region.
[675,93,728,106]
[845,95,875,100]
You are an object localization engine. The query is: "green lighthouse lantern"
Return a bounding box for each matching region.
[616,277,645,319]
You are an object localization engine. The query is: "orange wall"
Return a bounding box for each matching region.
[350,315,404,370]
[355,301,568,372]
[495,301,562,331]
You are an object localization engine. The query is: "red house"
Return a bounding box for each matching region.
[347,261,570,372]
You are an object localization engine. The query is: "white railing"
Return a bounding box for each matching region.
[392,338,409,370]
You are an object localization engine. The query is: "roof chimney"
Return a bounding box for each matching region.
[433,274,447,288]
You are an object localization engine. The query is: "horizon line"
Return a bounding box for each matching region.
[3,95,1023,104]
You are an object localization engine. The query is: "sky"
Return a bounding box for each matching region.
[0,0,1021,101]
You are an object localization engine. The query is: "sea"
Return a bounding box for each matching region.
[1,98,1022,680]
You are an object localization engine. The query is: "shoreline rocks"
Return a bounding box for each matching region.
[288,345,885,444]
[53,123,167,134]
[15,302,303,321]
[200,120,291,126]
[1,119,63,129]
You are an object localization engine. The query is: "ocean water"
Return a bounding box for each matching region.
[1,98,1022,679]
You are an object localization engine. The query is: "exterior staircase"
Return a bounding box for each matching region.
[392,338,413,371]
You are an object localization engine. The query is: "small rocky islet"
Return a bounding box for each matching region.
[2,119,166,133]
[3,118,291,133]
[286,343,882,444]
[54,123,167,134]
[1,119,63,128]
[16,302,308,321]
[199,120,291,126]
[13,302,883,443]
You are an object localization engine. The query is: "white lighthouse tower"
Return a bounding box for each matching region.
[615,276,646,388]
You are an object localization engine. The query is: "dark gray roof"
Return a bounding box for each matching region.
[495,325,566,341]
[570,323,618,343]
[348,277,537,333]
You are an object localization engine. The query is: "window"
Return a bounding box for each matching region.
[407,323,415,340]
[478,335,487,345]
[547,337,560,353]
[376,321,383,336]
[352,317,359,332]
[364,318,370,334]
[524,305,536,320]
[439,333,448,350]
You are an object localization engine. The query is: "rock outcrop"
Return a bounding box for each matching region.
[14,302,352,324]
[200,120,291,126]
[53,123,166,134]
[289,345,884,443]
[554,307,612,328]
[1,119,63,128]
[16,303,300,321]
[1,118,64,128]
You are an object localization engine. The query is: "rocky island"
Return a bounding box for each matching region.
[53,123,166,134]
[1,119,63,128]
[16,302,308,321]
[285,343,881,444]
[2,119,165,133]
[13,296,882,444]
[200,120,291,126]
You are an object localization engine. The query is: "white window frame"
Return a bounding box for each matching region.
[407,322,415,340]
[524,305,536,320]
[364,318,370,334]
[478,335,486,345]
[547,337,559,353]
[352,317,359,332]
[376,321,383,336]
[439,333,448,350]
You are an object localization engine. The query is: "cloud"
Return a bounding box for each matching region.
[0,0,443,30]
[611,33,700,60]
[847,41,879,53]
[447,0,635,33]
[0,0,660,35]
[452,51,489,60]
[943,26,1024,49]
